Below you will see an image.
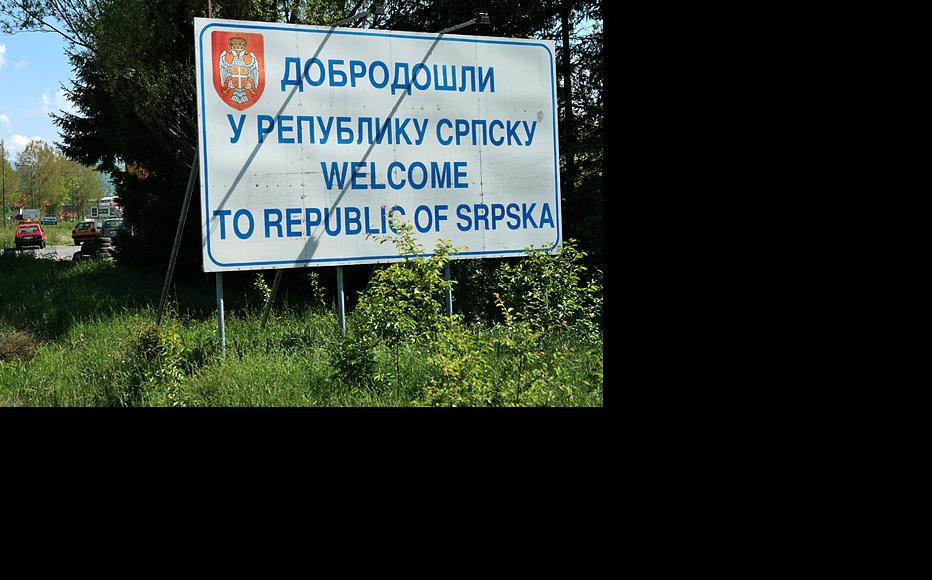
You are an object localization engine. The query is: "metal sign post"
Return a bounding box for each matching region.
[155,146,199,326]
[216,272,226,355]
[260,269,284,329]
[444,262,453,315]
[336,266,346,335]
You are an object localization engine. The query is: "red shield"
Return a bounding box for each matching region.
[212,31,265,111]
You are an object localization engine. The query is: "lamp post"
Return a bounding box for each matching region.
[330,3,385,27]
[438,12,490,34]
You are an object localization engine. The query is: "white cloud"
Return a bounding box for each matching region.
[55,89,78,115]
[0,114,10,125]
[0,43,6,68]
[40,90,78,116]
[14,60,28,69]
[6,134,44,156]
[10,134,41,146]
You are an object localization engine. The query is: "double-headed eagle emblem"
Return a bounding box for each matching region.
[218,36,259,104]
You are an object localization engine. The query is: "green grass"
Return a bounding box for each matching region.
[0,253,603,407]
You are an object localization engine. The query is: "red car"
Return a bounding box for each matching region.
[14,223,47,249]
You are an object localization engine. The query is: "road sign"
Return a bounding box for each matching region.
[194,17,561,272]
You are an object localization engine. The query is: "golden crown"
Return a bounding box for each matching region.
[228,36,247,49]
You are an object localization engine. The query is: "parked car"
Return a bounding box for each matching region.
[14,224,47,249]
[40,216,59,225]
[100,218,125,239]
[71,220,98,245]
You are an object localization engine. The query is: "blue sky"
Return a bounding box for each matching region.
[0,28,77,165]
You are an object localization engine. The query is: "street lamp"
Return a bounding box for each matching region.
[439,12,490,34]
[331,4,385,27]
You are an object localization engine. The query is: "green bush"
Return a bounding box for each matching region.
[455,239,603,336]
[338,218,603,406]
[495,240,603,334]
[253,272,272,308]
[306,271,329,311]
[417,294,600,407]
[0,223,602,407]
[339,214,455,389]
[97,322,188,407]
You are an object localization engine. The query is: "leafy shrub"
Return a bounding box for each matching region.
[331,324,379,389]
[307,271,329,311]
[417,294,585,407]
[336,218,603,406]
[254,272,272,308]
[103,322,187,407]
[418,317,495,406]
[494,240,602,333]
[340,214,456,387]
[455,239,602,336]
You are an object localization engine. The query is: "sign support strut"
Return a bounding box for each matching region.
[216,271,226,356]
[156,146,199,326]
[260,269,284,330]
[336,266,346,335]
[444,262,453,315]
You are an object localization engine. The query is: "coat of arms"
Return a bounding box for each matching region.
[211,31,265,110]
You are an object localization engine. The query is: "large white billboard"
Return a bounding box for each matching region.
[194,17,561,272]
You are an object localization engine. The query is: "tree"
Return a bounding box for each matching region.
[15,140,64,213]
[558,1,602,267]
[1,140,17,218]
[62,161,104,218]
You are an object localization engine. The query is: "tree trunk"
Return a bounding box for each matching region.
[561,0,575,202]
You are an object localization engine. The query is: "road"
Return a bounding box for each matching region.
[6,244,83,261]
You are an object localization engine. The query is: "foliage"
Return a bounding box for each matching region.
[62,161,104,218]
[0,251,601,406]
[455,239,602,336]
[306,270,329,311]
[254,271,272,307]
[0,140,16,216]
[494,239,602,334]
[560,2,602,268]
[0,137,102,217]
[15,140,63,212]
[418,318,495,406]
[357,215,455,348]
[117,321,187,406]
[331,322,379,389]
[416,293,600,407]
[332,216,602,406]
[335,213,455,388]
